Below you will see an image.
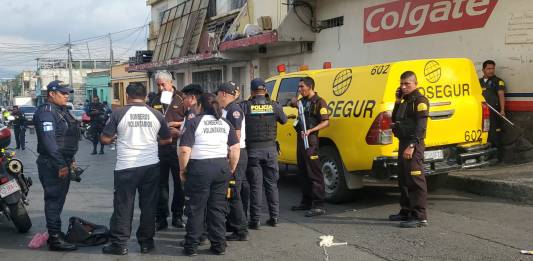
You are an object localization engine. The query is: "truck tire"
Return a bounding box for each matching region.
[9,201,32,233]
[427,173,449,191]
[320,146,354,203]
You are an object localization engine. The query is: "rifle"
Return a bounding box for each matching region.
[486,103,515,127]
[297,100,310,150]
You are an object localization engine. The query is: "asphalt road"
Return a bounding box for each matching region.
[1,131,533,261]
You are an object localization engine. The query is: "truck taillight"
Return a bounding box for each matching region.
[366,111,393,145]
[0,176,8,184]
[481,102,490,132]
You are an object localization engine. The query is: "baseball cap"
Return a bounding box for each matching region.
[216,81,238,95]
[250,78,266,91]
[47,80,73,93]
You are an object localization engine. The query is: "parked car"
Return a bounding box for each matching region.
[69,109,85,123]
[18,106,37,125]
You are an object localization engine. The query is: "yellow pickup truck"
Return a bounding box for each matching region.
[266,58,496,202]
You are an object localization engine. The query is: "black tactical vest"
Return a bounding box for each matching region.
[480,76,501,110]
[245,96,277,145]
[55,108,80,158]
[299,98,320,132]
[392,92,420,140]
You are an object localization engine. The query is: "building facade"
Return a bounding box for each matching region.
[85,71,111,106]
[111,63,149,107]
[130,0,533,142]
[35,58,118,106]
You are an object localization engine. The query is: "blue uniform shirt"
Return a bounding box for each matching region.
[34,102,72,169]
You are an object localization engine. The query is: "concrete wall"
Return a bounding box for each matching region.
[251,0,288,29]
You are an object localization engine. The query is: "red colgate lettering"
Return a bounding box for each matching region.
[364,0,498,43]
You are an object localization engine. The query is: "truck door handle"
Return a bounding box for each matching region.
[288,114,297,119]
[429,110,454,120]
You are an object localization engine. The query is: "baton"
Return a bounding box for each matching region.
[486,103,515,127]
[297,101,310,150]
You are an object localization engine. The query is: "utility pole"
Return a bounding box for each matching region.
[67,33,73,88]
[20,73,24,97]
[109,33,113,104]
[86,42,93,73]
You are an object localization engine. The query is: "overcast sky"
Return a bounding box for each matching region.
[0,0,150,78]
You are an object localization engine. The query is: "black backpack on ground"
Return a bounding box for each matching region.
[65,216,110,246]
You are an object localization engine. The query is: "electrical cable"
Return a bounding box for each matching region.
[289,0,322,33]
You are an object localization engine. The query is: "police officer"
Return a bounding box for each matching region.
[290,77,330,217]
[34,80,80,251]
[479,60,506,161]
[88,96,107,154]
[241,78,287,229]
[390,71,430,228]
[216,82,249,241]
[179,93,240,256]
[150,71,186,230]
[12,106,26,150]
[180,84,203,126]
[177,83,208,248]
[235,86,251,218]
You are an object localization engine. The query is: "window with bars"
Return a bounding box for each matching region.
[192,70,222,93]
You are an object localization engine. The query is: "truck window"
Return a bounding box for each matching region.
[277,78,300,106]
[265,80,275,96]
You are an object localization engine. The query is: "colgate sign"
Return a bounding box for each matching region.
[364,0,498,43]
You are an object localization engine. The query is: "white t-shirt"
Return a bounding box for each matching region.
[179,114,238,160]
[103,104,170,171]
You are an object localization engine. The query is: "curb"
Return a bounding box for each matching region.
[446,174,533,205]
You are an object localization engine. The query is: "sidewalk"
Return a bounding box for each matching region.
[447,162,533,204]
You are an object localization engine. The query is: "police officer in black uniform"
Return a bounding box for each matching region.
[216,82,249,241]
[479,60,506,161]
[180,84,203,125]
[12,106,26,150]
[151,71,186,230]
[34,80,80,251]
[88,96,107,154]
[390,71,430,228]
[241,78,287,229]
[290,77,330,217]
[179,93,240,256]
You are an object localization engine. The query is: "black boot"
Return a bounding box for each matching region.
[171,213,185,228]
[99,145,104,154]
[139,239,155,254]
[48,232,77,251]
[156,219,168,231]
[102,243,128,255]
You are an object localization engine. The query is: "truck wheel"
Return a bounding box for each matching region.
[320,146,354,203]
[8,201,32,233]
[427,173,449,191]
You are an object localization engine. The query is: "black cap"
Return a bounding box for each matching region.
[251,78,266,91]
[216,81,238,95]
[47,80,73,93]
[182,84,204,96]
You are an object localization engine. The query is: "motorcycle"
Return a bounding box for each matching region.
[0,122,32,233]
[80,113,92,141]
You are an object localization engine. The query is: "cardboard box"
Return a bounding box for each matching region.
[257,16,272,30]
